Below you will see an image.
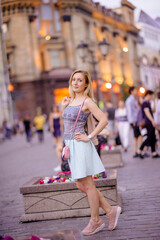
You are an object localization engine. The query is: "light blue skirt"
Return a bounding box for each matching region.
[65,139,105,181]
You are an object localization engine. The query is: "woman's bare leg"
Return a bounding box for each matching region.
[97,189,112,213]
[76,180,112,214]
[77,176,100,222]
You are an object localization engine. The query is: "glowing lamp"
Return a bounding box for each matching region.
[8,84,14,92]
[113,84,120,94]
[123,47,128,53]
[105,83,112,89]
[45,35,51,41]
[139,87,145,94]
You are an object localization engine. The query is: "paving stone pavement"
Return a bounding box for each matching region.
[0,131,160,240]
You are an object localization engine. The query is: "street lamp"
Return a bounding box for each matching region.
[98,38,110,58]
[76,38,110,103]
[76,42,88,62]
[105,82,112,89]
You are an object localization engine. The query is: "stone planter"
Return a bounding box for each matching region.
[101,149,124,169]
[20,170,122,222]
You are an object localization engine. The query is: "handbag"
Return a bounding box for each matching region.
[62,98,86,161]
[61,160,70,172]
[62,145,70,161]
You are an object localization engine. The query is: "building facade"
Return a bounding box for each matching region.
[1,0,140,118]
[137,11,160,91]
[0,2,13,127]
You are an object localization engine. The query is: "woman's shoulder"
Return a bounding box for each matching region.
[142,100,149,108]
[84,97,95,105]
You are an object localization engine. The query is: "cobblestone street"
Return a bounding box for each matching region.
[0,131,160,240]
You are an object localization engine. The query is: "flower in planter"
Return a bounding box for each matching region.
[39,179,44,184]
[93,176,98,179]
[38,170,106,184]
[28,236,40,240]
[0,237,15,240]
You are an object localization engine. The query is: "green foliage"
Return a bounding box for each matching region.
[121,83,129,101]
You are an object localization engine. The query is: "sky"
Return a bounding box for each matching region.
[94,0,160,20]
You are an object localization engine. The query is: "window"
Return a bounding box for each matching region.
[38,4,61,36]
[54,10,61,32]
[41,5,52,20]
[141,55,148,65]
[35,9,41,31]
[84,20,90,40]
[133,40,137,58]
[50,50,60,68]
[153,58,159,67]
[42,22,54,35]
[145,29,158,41]
[43,0,50,3]
[41,52,45,71]
[2,22,9,39]
[145,75,148,85]
[129,12,133,24]
[6,52,13,76]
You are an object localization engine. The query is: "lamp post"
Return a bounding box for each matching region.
[120,47,128,100]
[76,39,109,104]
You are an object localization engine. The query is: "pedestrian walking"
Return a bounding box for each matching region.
[106,101,116,135]
[155,91,160,134]
[34,108,45,143]
[115,100,130,151]
[125,86,142,157]
[23,115,32,143]
[49,105,62,145]
[139,90,160,158]
[62,69,121,236]
[49,105,63,172]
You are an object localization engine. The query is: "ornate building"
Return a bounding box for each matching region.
[1,0,140,118]
[137,10,160,91]
[0,2,13,127]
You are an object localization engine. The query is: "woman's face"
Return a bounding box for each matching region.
[71,73,87,94]
[53,106,58,112]
[118,100,124,108]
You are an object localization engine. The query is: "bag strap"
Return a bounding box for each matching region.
[69,97,87,141]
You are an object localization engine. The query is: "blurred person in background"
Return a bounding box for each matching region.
[139,90,160,158]
[125,86,142,157]
[49,105,62,145]
[137,97,150,158]
[18,118,24,134]
[5,120,12,139]
[154,91,160,136]
[115,100,130,152]
[49,105,63,172]
[23,115,32,143]
[105,101,116,135]
[34,107,45,143]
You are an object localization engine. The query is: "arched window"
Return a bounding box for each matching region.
[141,55,149,66]
[152,57,159,67]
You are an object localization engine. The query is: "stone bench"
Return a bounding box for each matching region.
[20,169,122,222]
[101,149,124,169]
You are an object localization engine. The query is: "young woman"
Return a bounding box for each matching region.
[115,100,130,151]
[62,70,121,236]
[139,90,160,158]
[49,105,62,145]
[49,105,63,171]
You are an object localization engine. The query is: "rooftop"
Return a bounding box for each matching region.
[138,10,160,29]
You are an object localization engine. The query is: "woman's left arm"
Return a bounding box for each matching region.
[74,98,108,142]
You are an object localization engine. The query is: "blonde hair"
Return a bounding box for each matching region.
[69,70,95,101]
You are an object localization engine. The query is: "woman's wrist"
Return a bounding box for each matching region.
[87,134,92,140]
